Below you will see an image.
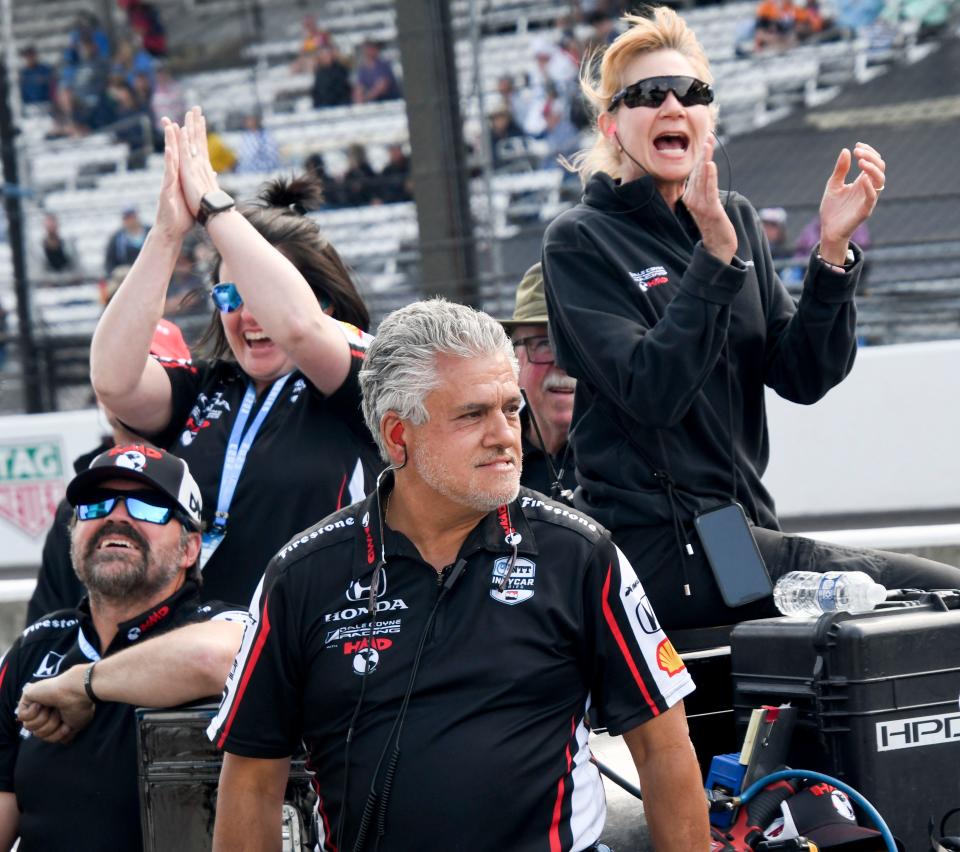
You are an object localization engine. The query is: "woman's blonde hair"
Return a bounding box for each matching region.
[568,6,715,184]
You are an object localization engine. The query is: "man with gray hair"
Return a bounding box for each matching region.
[210,299,709,852]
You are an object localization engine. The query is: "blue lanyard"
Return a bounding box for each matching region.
[213,373,292,530]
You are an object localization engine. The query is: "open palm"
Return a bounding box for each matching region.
[819,143,886,245]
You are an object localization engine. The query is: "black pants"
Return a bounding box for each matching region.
[614,523,960,631]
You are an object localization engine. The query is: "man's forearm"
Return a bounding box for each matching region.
[88,620,245,705]
[636,739,709,851]
[623,703,711,852]
[0,791,19,851]
[213,754,290,852]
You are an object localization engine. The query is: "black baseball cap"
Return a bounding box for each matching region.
[66,445,203,530]
[776,784,882,849]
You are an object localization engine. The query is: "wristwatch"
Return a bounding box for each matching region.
[816,245,856,274]
[196,189,236,227]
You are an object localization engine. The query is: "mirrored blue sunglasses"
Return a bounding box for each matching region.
[76,493,178,525]
[212,282,332,314]
[211,282,243,313]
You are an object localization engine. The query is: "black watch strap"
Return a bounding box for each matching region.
[197,189,236,228]
[83,662,102,704]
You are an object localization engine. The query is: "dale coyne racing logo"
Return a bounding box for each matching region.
[490,557,536,605]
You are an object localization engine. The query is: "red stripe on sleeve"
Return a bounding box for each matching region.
[601,564,660,717]
[548,715,576,852]
[216,597,272,749]
[336,473,347,511]
[0,663,7,693]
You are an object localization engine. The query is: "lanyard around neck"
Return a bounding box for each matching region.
[213,373,292,529]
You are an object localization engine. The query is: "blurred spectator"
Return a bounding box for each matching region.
[754,0,799,51]
[582,12,619,55]
[118,0,167,56]
[104,208,149,275]
[759,207,792,259]
[19,46,55,106]
[341,143,376,206]
[293,15,330,73]
[65,13,110,68]
[495,75,534,129]
[47,88,86,139]
[235,114,280,173]
[312,43,352,108]
[33,214,83,279]
[489,106,527,169]
[539,82,580,168]
[794,213,871,258]
[376,144,412,203]
[207,126,238,173]
[353,40,401,103]
[112,37,155,89]
[304,153,341,207]
[529,38,579,101]
[66,35,110,129]
[794,0,830,39]
[107,81,153,169]
[151,66,186,124]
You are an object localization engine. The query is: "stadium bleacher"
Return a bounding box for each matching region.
[1,0,958,413]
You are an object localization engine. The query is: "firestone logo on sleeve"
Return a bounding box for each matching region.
[277,516,355,559]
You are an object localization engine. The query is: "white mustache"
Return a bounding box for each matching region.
[542,374,577,392]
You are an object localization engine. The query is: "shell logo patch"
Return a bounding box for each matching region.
[656,638,685,676]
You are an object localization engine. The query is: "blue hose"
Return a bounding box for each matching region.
[738,769,897,852]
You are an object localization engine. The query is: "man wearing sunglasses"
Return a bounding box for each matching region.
[500,262,578,503]
[0,446,248,852]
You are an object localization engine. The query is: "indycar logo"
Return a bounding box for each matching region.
[489,557,536,606]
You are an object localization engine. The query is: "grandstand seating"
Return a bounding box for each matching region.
[2,0,958,415]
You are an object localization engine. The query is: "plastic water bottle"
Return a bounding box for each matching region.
[773,570,887,617]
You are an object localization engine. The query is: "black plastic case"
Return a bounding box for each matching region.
[731,593,960,851]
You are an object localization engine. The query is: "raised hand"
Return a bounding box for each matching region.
[682,136,738,265]
[154,116,195,241]
[178,105,221,217]
[818,142,885,263]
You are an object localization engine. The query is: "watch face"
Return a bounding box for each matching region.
[203,189,235,212]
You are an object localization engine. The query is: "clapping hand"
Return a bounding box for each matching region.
[818,142,886,264]
[682,135,738,265]
[177,106,221,218]
[154,116,195,242]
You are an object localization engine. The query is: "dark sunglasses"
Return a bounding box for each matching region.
[608,75,714,111]
[513,335,555,365]
[212,282,332,314]
[76,492,181,526]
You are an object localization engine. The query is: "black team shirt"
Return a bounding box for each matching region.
[153,322,381,605]
[209,486,694,852]
[0,581,247,851]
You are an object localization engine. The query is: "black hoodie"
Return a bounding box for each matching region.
[542,172,860,536]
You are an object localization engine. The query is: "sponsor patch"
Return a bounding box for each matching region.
[634,595,660,635]
[352,647,379,675]
[346,568,385,603]
[629,266,669,292]
[0,439,66,538]
[656,638,685,676]
[277,516,355,559]
[325,619,402,646]
[490,557,536,606]
[33,651,66,679]
[324,599,408,622]
[518,496,599,533]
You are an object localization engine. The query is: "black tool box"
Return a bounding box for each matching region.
[136,703,316,851]
[731,592,960,852]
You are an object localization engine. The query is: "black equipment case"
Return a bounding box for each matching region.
[731,592,960,852]
[136,703,316,851]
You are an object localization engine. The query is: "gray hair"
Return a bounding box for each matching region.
[360,298,519,461]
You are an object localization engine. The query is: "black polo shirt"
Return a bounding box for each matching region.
[0,581,247,852]
[151,322,382,605]
[210,487,694,852]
